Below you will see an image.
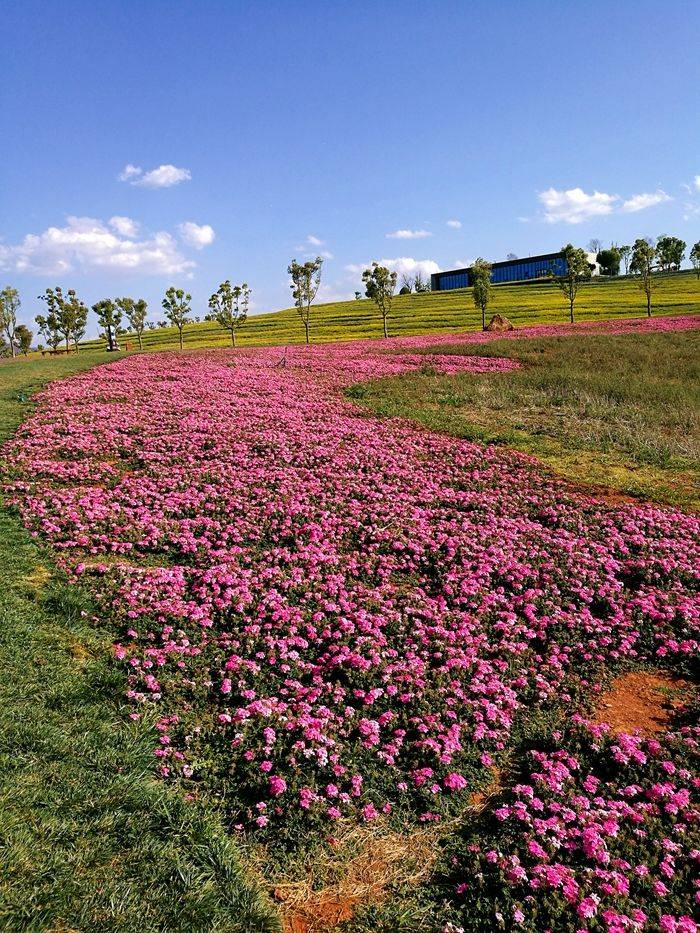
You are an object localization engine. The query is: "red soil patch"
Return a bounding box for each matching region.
[272,826,439,932]
[592,671,693,735]
[280,892,357,933]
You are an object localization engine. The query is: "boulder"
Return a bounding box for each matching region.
[485,314,514,332]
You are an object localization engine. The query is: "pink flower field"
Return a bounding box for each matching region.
[4,316,699,930]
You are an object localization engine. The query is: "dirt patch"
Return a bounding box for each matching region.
[469,768,504,811]
[592,671,693,735]
[271,824,439,932]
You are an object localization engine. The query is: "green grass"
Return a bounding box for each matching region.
[0,352,281,932]
[347,329,700,511]
[79,270,700,353]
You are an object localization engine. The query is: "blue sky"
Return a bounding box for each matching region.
[2,0,699,331]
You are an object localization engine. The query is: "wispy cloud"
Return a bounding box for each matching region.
[177,221,215,249]
[346,257,440,279]
[118,163,192,188]
[446,219,462,229]
[538,187,619,224]
[537,185,674,224]
[0,215,197,276]
[295,235,333,260]
[620,189,672,213]
[386,229,433,240]
[109,215,139,237]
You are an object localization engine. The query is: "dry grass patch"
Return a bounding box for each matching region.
[258,823,441,932]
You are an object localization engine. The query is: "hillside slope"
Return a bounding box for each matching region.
[80,270,700,353]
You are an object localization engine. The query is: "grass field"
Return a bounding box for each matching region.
[2,280,699,930]
[349,328,700,511]
[77,270,700,353]
[0,353,281,932]
[4,323,698,932]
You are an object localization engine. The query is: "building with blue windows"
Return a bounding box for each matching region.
[430,251,595,292]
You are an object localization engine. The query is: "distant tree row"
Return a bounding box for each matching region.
[2,234,698,355]
[591,236,692,277]
[469,236,700,327]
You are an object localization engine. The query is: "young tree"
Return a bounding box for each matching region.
[588,238,603,254]
[287,257,323,345]
[0,286,20,357]
[38,287,87,352]
[162,287,192,349]
[506,252,518,261]
[550,244,592,323]
[690,241,700,279]
[414,272,430,293]
[208,280,250,347]
[618,244,632,274]
[655,235,686,272]
[354,291,362,301]
[92,299,123,351]
[116,297,148,349]
[35,311,62,350]
[15,324,33,355]
[596,247,621,276]
[362,262,398,338]
[470,258,493,330]
[629,237,657,316]
[400,273,414,294]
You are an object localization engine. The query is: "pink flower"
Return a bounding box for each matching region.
[268,775,287,796]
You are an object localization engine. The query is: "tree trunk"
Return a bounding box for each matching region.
[231,329,236,348]
[482,305,486,331]
[382,315,388,339]
[570,298,574,324]
[647,290,652,317]
[179,327,183,350]
[137,332,143,350]
[304,319,310,345]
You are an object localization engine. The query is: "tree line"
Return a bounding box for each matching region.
[0,236,698,357]
[470,236,700,328]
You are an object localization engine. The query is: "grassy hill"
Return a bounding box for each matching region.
[79,270,700,353]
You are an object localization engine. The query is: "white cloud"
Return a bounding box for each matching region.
[315,282,353,303]
[118,163,142,181]
[386,229,433,239]
[620,189,672,213]
[346,257,440,280]
[109,215,139,237]
[0,215,196,276]
[320,250,334,260]
[695,175,700,192]
[306,234,323,246]
[454,258,472,269]
[177,221,215,249]
[119,163,191,188]
[538,187,619,224]
[446,219,462,229]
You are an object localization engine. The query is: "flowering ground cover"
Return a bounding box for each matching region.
[437,717,700,933]
[4,316,699,930]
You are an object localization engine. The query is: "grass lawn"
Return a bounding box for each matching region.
[0,352,281,932]
[77,270,700,353]
[347,329,700,512]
